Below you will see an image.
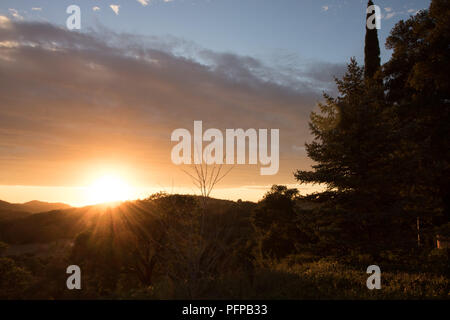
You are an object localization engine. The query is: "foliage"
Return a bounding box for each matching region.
[294,0,449,256]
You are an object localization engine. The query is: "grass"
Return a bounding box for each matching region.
[115,259,449,300]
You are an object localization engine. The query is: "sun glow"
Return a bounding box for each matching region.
[87,174,133,205]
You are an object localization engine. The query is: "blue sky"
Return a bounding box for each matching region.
[0,0,431,65]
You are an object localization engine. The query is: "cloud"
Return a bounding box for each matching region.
[8,9,23,20]
[407,9,415,13]
[385,12,395,19]
[93,6,101,12]
[0,20,340,187]
[0,15,11,27]
[0,40,19,48]
[322,5,329,11]
[31,8,42,11]
[110,5,120,15]
[137,0,149,6]
[384,7,392,12]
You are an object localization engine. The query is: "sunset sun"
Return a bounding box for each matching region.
[87,174,132,205]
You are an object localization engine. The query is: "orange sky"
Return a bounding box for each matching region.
[0,17,331,206]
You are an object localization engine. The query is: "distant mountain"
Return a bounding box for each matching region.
[0,200,71,214]
[19,200,72,213]
[0,200,20,211]
[0,196,254,244]
[0,201,151,244]
[0,200,71,221]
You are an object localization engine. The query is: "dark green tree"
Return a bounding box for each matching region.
[295,1,387,203]
[383,0,450,240]
[251,185,308,260]
[295,58,390,206]
[296,0,449,252]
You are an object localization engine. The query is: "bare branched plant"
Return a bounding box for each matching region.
[181,142,234,243]
[170,147,234,298]
[182,161,234,210]
[129,147,235,297]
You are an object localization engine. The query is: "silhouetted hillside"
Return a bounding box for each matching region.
[0,200,32,222]
[1,191,447,300]
[0,196,254,245]
[0,209,31,222]
[0,199,71,214]
[19,200,72,213]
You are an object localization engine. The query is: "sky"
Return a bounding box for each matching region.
[0,0,431,206]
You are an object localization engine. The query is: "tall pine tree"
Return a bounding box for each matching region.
[295,1,386,205]
[293,3,410,252]
[295,0,449,251]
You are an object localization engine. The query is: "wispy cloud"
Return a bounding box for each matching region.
[322,5,329,12]
[137,0,149,6]
[110,5,120,15]
[0,15,11,27]
[8,9,23,20]
[381,6,423,20]
[31,8,42,11]
[93,6,101,12]
[385,12,395,19]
